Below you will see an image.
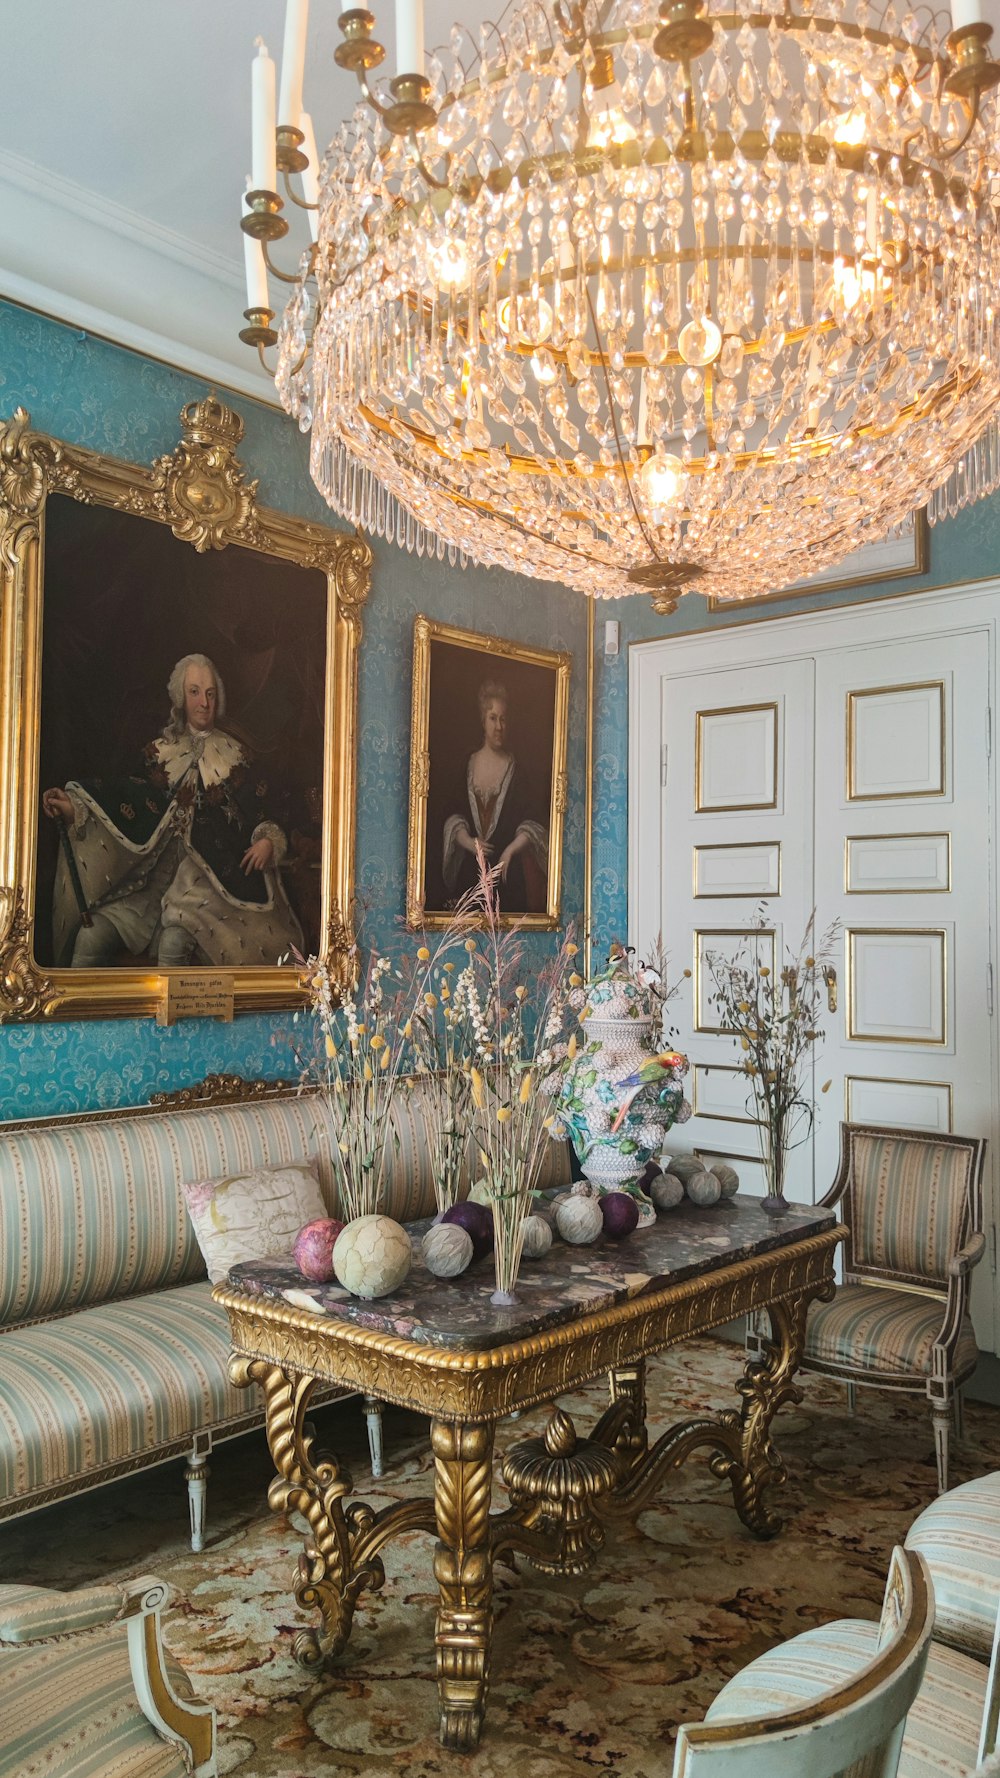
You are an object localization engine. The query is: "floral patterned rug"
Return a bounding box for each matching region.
[4,1337,1000,1778]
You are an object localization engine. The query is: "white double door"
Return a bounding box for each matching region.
[630,597,996,1351]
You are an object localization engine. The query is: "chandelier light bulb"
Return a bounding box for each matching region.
[432,236,470,288]
[587,91,638,149]
[677,316,723,368]
[833,107,869,147]
[638,452,686,509]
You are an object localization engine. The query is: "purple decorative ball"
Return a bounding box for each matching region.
[442,1199,494,1262]
[293,1217,346,1282]
[601,1192,640,1240]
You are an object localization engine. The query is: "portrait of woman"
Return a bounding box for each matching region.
[408,619,571,928]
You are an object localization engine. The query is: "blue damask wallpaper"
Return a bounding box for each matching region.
[0,302,586,1117]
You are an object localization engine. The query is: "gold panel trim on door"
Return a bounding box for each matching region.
[845,681,946,802]
[692,840,782,900]
[694,927,777,1034]
[845,927,948,1046]
[844,833,952,894]
[692,1063,763,1124]
[695,702,779,814]
[844,1075,954,1132]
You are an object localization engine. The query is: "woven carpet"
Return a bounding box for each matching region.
[3,1336,1000,1777]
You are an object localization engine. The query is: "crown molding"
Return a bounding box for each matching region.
[0,147,242,291]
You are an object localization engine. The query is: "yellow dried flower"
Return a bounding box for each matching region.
[325,1034,336,1059]
[821,1079,832,1093]
[444,962,455,973]
[363,1061,374,1082]
[417,946,431,961]
[760,966,770,976]
[515,985,527,1000]
[370,1034,386,1050]
[565,943,579,956]
[683,968,692,978]
[496,1106,512,1123]
[380,1048,391,1070]
[424,992,438,1008]
[567,1033,577,1060]
[569,972,583,987]
[403,1021,412,1039]
[441,986,450,1001]
[518,1073,532,1105]
[465,939,477,952]
[471,1067,484,1108]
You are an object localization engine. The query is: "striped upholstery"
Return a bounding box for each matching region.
[0,1583,128,1644]
[705,1618,987,1778]
[851,1134,972,1284]
[906,1473,1000,1659]
[0,1084,570,1326]
[1,1624,194,1778]
[806,1283,979,1381]
[0,1282,250,1502]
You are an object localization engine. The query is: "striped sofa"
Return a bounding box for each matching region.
[0,1075,569,1551]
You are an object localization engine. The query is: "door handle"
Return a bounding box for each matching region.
[823,965,838,1013]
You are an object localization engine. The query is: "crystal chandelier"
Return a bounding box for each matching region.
[240,0,1000,609]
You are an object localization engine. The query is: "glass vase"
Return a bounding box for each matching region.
[759,1121,790,1217]
[489,1184,530,1307]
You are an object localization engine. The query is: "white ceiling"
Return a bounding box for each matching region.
[0,0,494,399]
[2,0,997,402]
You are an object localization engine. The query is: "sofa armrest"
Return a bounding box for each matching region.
[0,1575,168,1644]
[949,1232,987,1279]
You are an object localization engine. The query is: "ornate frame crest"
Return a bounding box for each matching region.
[0,397,371,1020]
[406,615,570,930]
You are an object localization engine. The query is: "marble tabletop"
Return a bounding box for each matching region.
[226,1195,839,1354]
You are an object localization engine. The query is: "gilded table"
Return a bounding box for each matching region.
[215,1196,844,1751]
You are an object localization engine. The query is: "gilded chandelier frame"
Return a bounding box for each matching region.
[0,398,371,1021]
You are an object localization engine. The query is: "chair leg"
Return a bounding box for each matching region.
[954,1388,965,1443]
[364,1396,385,1479]
[186,1446,210,1552]
[845,1381,856,1415]
[932,1404,951,1496]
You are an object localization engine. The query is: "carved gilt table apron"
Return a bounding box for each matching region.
[215,1198,843,1752]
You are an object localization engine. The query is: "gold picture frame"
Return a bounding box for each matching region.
[406,616,570,929]
[0,399,371,1021]
[707,510,928,610]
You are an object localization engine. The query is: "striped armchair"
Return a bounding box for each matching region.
[0,1574,215,1778]
[801,1123,987,1495]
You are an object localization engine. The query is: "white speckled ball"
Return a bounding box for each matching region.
[422,1222,474,1278]
[556,1195,605,1245]
[520,1214,553,1259]
[685,1169,723,1207]
[651,1172,686,1210]
[333,1215,412,1299]
[711,1163,740,1199]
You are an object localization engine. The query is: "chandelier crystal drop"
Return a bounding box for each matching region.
[252,0,1000,607]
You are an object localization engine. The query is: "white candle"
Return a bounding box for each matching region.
[300,112,321,244]
[395,0,425,77]
[278,0,309,128]
[242,186,269,312]
[251,39,277,193]
[950,0,982,30]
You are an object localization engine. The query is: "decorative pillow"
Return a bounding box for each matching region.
[182,1160,327,1284]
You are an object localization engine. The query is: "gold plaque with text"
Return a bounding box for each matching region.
[157,974,235,1026]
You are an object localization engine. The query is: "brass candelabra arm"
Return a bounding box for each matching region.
[281,168,318,211]
[262,238,315,285]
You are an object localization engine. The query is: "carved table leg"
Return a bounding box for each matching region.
[231,1356,366,1669]
[432,1418,495,1751]
[711,1285,828,1538]
[608,1359,648,1468]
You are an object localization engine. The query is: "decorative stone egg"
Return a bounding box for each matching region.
[601,1191,640,1240]
[664,1154,703,1183]
[422,1222,474,1279]
[442,1199,494,1261]
[651,1172,686,1211]
[685,1169,723,1207]
[333,1215,412,1299]
[520,1214,553,1259]
[556,1194,604,1245]
[711,1163,740,1200]
[293,1217,346,1282]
